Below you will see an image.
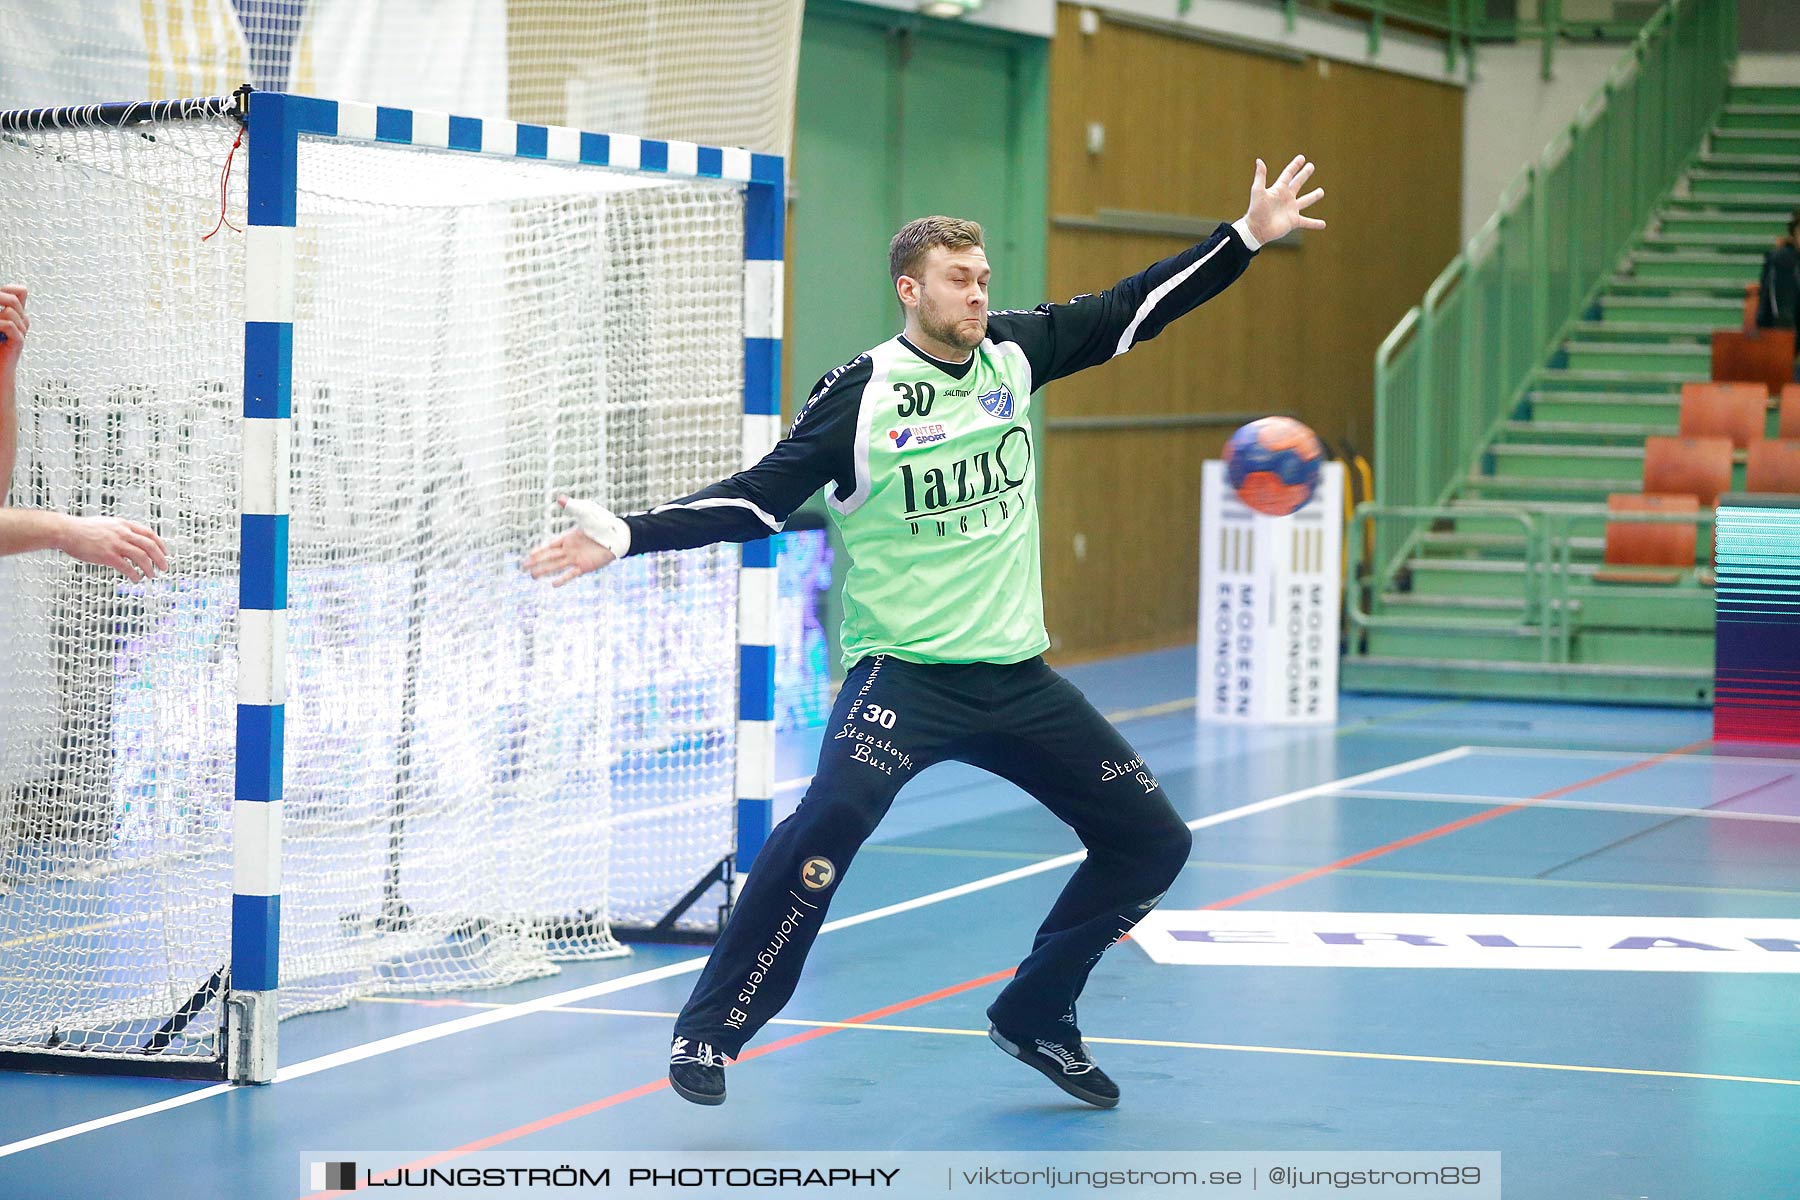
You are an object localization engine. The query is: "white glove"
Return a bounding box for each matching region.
[562,496,631,558]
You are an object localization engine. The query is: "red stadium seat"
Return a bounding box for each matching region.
[1679,382,1769,448]
[1595,493,1700,585]
[1712,328,1796,395]
[1643,435,1733,509]
[1746,440,1800,495]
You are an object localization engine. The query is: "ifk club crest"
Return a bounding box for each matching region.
[977,384,1014,420]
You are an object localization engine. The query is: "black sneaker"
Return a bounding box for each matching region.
[669,1036,729,1106]
[988,1023,1120,1109]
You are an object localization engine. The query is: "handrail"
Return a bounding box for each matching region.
[1374,305,1422,372]
[1366,0,1736,577]
[1464,213,1501,268]
[1349,502,1720,666]
[1494,167,1532,221]
[1539,125,1577,172]
[1347,502,1542,631]
[1423,256,1466,317]
[1172,0,1671,79]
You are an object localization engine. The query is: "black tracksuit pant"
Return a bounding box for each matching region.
[673,654,1193,1057]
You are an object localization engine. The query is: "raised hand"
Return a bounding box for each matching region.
[522,496,625,587]
[59,514,169,580]
[1243,156,1326,246]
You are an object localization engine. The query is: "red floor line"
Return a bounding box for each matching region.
[308,968,1018,1196]
[1202,801,1532,910]
[1206,737,1715,911]
[303,736,1713,1196]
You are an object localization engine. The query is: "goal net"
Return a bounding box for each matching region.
[1,1,805,160]
[0,99,748,1074]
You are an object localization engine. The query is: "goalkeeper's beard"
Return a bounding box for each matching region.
[918,297,986,352]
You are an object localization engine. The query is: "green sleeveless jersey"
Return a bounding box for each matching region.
[621,221,1258,668]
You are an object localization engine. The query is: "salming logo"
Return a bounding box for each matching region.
[793,353,870,432]
[1034,1040,1094,1075]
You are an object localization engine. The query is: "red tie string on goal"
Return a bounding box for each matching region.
[202,124,246,240]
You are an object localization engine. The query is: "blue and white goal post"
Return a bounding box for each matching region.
[0,90,781,1085]
[1197,461,1345,725]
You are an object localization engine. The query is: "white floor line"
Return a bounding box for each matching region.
[1462,745,1800,769]
[362,1002,1800,1089]
[0,1085,236,1160]
[819,747,1473,935]
[0,746,1468,1160]
[1332,784,1800,824]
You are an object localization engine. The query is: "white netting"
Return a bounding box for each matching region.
[503,0,804,155]
[0,110,743,1064]
[0,1,804,159]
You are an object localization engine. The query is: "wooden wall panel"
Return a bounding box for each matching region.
[1041,3,1463,660]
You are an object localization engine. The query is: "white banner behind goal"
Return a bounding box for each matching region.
[0,94,782,1080]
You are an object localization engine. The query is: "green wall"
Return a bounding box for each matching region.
[790,0,1048,673]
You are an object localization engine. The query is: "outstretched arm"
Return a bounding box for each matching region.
[1,284,26,502]
[523,356,869,587]
[987,156,1326,388]
[0,508,170,578]
[0,283,171,578]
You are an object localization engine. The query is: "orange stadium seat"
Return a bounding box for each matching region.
[1712,328,1796,395]
[1781,385,1800,440]
[1746,440,1800,494]
[1643,435,1733,509]
[1595,493,1700,585]
[1679,382,1768,448]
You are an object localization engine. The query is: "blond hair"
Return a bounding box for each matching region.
[888,215,985,284]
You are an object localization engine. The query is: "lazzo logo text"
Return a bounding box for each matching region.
[899,424,1031,522]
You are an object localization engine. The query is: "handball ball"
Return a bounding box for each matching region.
[1224,417,1324,516]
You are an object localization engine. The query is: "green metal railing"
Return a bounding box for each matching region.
[1369,0,1735,582]
[1173,0,1669,79]
[1347,503,1717,665]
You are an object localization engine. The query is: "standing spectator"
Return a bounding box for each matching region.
[1755,209,1800,382]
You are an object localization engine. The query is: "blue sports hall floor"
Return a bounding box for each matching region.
[2,645,1796,1199]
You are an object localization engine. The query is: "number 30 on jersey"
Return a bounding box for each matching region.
[893,382,936,418]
